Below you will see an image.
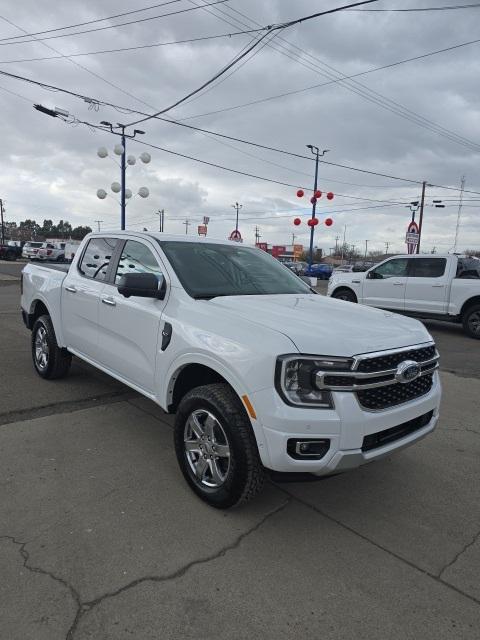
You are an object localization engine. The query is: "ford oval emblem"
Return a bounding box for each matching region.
[395,360,421,384]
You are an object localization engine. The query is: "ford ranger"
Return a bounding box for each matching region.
[21,233,441,508]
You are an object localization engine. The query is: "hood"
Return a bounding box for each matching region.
[209,294,432,357]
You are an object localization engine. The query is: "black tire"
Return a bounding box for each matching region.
[5,249,16,261]
[56,254,65,263]
[331,287,357,303]
[31,315,72,379]
[462,304,480,339]
[174,383,264,509]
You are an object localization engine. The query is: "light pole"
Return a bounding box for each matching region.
[97,122,150,230]
[156,209,165,232]
[306,145,329,267]
[232,202,242,233]
[364,239,369,260]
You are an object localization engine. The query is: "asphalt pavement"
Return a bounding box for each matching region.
[1,261,479,639]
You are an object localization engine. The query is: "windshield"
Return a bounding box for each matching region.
[159,241,312,299]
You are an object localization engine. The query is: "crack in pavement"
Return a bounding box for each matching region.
[438,527,480,580]
[0,534,81,636]
[275,487,480,608]
[64,497,290,640]
[0,390,133,427]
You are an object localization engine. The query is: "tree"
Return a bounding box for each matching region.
[18,219,41,240]
[71,225,92,240]
[41,219,55,237]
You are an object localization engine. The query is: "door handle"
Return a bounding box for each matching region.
[432,284,444,287]
[393,281,404,286]
[101,297,116,306]
[65,285,77,293]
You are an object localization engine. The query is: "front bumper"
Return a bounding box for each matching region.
[250,370,441,474]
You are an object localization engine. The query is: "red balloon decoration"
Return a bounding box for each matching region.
[314,190,322,199]
[307,219,314,227]
[326,192,334,200]
[293,217,301,226]
[307,218,319,227]
[310,196,317,204]
[296,189,304,198]
[325,218,333,227]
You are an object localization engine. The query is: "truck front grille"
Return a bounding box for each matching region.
[356,373,434,410]
[356,345,436,373]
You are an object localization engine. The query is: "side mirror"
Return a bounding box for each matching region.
[118,272,165,299]
[367,270,377,279]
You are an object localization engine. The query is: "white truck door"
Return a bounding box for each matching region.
[97,238,168,394]
[362,258,409,310]
[62,237,119,359]
[404,257,449,314]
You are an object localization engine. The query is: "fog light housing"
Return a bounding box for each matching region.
[287,438,330,460]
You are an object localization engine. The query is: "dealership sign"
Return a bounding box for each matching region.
[405,221,419,254]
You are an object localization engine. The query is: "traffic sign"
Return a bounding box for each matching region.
[198,225,207,236]
[405,221,419,254]
[229,229,242,242]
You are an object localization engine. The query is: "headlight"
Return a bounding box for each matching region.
[275,355,353,408]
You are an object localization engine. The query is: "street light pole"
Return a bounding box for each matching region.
[232,202,242,233]
[0,199,5,245]
[306,145,329,267]
[120,129,126,231]
[416,180,427,254]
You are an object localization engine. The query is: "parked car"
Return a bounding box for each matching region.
[22,241,44,259]
[0,242,22,261]
[328,254,480,338]
[21,232,441,507]
[334,264,354,273]
[37,242,66,262]
[303,263,334,279]
[284,260,307,275]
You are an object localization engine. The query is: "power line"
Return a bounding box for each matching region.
[123,0,381,126]
[0,1,232,47]
[0,28,268,64]
[183,1,480,152]
[351,3,480,11]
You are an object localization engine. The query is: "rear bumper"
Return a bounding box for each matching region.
[250,371,441,474]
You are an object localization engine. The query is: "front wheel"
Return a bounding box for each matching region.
[174,383,264,508]
[331,288,357,303]
[31,315,72,379]
[462,304,480,339]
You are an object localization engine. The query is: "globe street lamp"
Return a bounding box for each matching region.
[96,128,151,229]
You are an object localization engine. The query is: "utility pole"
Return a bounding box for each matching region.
[0,199,5,245]
[341,225,347,264]
[334,235,339,255]
[364,239,369,260]
[156,209,165,232]
[183,219,190,235]
[453,176,465,253]
[385,241,390,255]
[94,220,103,232]
[416,180,427,254]
[232,202,242,233]
[306,144,329,267]
[255,226,261,244]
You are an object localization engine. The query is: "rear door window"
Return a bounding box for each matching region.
[409,258,447,278]
[78,238,118,281]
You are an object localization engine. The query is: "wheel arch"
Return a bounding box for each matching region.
[331,286,358,302]
[460,295,480,318]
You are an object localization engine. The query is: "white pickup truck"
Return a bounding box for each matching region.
[328,254,480,339]
[21,232,441,508]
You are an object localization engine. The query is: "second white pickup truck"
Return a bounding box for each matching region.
[21,232,441,508]
[328,254,480,339]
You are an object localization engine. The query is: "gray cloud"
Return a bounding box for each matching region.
[0,0,478,253]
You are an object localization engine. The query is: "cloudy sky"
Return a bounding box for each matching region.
[0,0,479,254]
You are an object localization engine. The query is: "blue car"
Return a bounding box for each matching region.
[303,263,333,279]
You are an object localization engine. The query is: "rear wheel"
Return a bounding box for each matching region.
[462,304,480,339]
[174,383,264,508]
[332,288,357,303]
[31,315,72,379]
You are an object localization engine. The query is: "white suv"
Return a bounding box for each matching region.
[22,241,43,259]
